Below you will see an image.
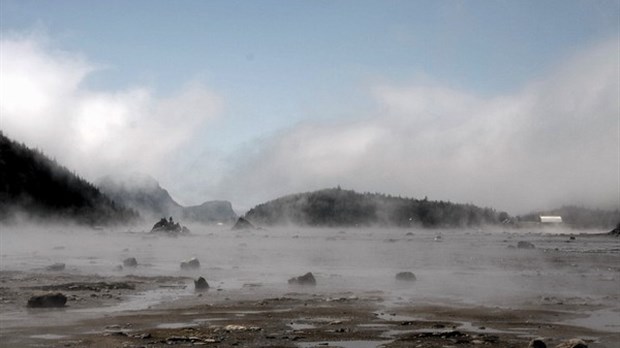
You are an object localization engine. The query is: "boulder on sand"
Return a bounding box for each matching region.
[555,338,588,348]
[517,241,535,249]
[528,338,547,348]
[288,272,316,286]
[27,292,67,308]
[395,271,417,281]
[232,217,255,230]
[194,277,209,291]
[123,257,138,267]
[180,257,200,270]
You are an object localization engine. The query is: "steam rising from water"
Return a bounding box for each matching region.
[1,34,617,213]
[2,225,618,308]
[215,39,619,213]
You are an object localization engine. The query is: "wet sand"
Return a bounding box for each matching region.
[1,271,619,348]
[1,227,618,347]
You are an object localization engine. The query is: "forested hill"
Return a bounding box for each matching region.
[0,132,137,225]
[244,188,506,227]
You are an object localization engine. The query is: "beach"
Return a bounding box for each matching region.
[1,226,618,347]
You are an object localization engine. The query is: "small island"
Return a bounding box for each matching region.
[150,217,190,235]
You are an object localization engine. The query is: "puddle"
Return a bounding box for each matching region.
[455,321,526,334]
[559,308,620,332]
[289,322,317,330]
[297,340,392,348]
[380,329,417,338]
[224,308,292,315]
[374,312,422,322]
[71,287,191,314]
[357,323,391,328]
[30,334,68,340]
[306,317,351,324]
[193,317,228,323]
[156,322,199,329]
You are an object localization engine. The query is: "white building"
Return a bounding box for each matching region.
[540,216,563,224]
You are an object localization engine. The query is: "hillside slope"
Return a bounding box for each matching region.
[98,173,183,220]
[98,174,237,224]
[0,132,137,225]
[245,187,504,228]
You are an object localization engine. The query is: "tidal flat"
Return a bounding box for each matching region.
[1,226,618,347]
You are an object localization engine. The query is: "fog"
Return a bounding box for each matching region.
[2,224,618,310]
[1,34,618,214]
[216,39,619,213]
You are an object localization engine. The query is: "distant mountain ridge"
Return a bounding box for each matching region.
[245,187,505,227]
[98,173,183,219]
[0,132,137,225]
[98,174,237,224]
[183,200,237,224]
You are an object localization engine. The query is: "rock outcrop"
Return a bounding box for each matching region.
[150,217,190,235]
[123,257,138,267]
[395,271,417,281]
[194,277,209,291]
[288,272,316,286]
[180,257,200,270]
[517,241,535,249]
[27,292,67,308]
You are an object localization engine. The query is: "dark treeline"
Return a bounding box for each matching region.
[0,132,137,225]
[518,206,619,230]
[245,187,505,228]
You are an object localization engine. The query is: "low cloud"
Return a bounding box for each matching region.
[0,33,221,185]
[218,39,619,214]
[1,33,617,214]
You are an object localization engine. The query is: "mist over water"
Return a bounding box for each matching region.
[2,225,618,310]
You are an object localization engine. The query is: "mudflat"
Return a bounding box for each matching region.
[1,227,618,347]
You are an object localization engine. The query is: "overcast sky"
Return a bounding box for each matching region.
[1,0,618,214]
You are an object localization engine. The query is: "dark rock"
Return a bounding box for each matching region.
[517,241,535,249]
[27,292,67,308]
[150,217,190,235]
[181,257,200,270]
[396,271,417,281]
[555,339,588,348]
[529,338,547,348]
[45,263,65,271]
[194,277,209,291]
[123,257,138,267]
[288,272,316,286]
[232,217,255,230]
